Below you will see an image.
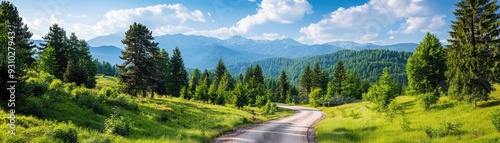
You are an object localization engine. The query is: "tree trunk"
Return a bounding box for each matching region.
[151,89,154,98]
[142,90,147,98]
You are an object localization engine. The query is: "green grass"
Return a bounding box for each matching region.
[0,75,294,143]
[315,84,500,143]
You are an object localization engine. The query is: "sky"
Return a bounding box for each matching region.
[10,0,480,45]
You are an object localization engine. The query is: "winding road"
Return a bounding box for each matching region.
[214,104,325,143]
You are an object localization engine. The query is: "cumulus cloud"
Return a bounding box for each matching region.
[298,0,442,44]
[400,15,446,34]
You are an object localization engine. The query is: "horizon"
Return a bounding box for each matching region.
[11,0,477,45]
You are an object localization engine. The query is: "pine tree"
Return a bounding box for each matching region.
[364,67,399,111]
[278,70,290,103]
[244,65,254,83]
[117,22,160,97]
[214,59,227,85]
[156,49,172,95]
[63,33,96,88]
[343,72,362,99]
[170,47,188,97]
[320,70,329,92]
[233,81,248,108]
[300,65,312,93]
[446,0,500,106]
[37,43,58,75]
[332,60,346,96]
[407,32,447,94]
[216,70,233,105]
[195,76,209,102]
[42,24,69,79]
[189,68,201,94]
[311,62,322,89]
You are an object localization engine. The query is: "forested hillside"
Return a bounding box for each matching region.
[228,49,412,85]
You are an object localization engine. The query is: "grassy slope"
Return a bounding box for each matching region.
[0,76,294,143]
[315,84,500,143]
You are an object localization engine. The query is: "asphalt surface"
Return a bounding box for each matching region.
[215,104,325,143]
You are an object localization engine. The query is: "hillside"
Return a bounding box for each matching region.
[228,49,413,85]
[0,74,293,143]
[314,84,500,143]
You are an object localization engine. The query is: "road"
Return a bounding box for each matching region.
[214,104,325,143]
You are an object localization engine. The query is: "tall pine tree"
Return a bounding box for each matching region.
[117,22,160,97]
[446,0,500,106]
[332,60,346,96]
[170,47,188,97]
[42,24,68,78]
[36,43,58,75]
[156,49,172,95]
[278,70,290,103]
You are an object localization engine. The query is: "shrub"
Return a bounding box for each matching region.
[424,121,462,138]
[49,79,65,91]
[48,124,78,143]
[387,100,404,121]
[156,112,171,123]
[420,92,439,110]
[20,96,47,117]
[104,114,131,136]
[25,80,49,97]
[99,87,119,98]
[491,109,500,132]
[74,87,106,115]
[262,100,276,115]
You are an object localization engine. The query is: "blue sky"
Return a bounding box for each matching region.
[11,0,478,45]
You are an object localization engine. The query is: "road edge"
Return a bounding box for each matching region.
[307,110,326,143]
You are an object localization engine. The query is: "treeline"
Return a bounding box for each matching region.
[228,49,412,86]
[94,59,119,76]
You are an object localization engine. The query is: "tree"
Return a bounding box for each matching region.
[1,1,35,67]
[446,0,500,106]
[63,33,96,88]
[189,68,201,92]
[37,43,58,75]
[309,88,323,107]
[278,70,290,103]
[343,72,363,99]
[42,24,68,78]
[364,67,399,111]
[332,60,346,96]
[117,22,160,97]
[300,65,312,93]
[156,49,172,95]
[214,59,227,85]
[216,70,233,105]
[320,70,329,92]
[407,32,447,94]
[233,81,248,108]
[170,47,188,97]
[311,62,322,89]
[195,77,209,102]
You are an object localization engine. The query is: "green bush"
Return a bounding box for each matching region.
[156,112,171,123]
[20,96,47,117]
[49,79,65,91]
[491,109,500,132]
[48,124,78,143]
[420,92,439,110]
[104,114,131,136]
[424,121,462,138]
[99,87,119,98]
[387,100,404,121]
[74,87,106,115]
[25,80,49,96]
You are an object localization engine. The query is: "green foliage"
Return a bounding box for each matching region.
[109,94,138,111]
[156,112,171,123]
[74,87,106,115]
[37,43,58,75]
[419,92,439,110]
[63,33,97,88]
[424,121,462,138]
[492,109,500,132]
[400,116,411,131]
[332,60,346,96]
[300,65,312,94]
[48,124,78,143]
[406,32,446,94]
[364,67,399,111]
[99,86,120,98]
[349,110,360,119]
[104,113,131,136]
[156,49,172,95]
[278,70,290,103]
[387,100,404,121]
[262,100,277,115]
[309,88,323,107]
[233,81,248,108]
[446,0,500,105]
[170,47,189,97]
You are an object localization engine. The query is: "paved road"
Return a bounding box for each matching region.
[215,104,325,143]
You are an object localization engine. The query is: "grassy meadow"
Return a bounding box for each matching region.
[315,84,500,143]
[0,74,293,143]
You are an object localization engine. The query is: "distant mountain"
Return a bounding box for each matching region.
[89,46,123,65]
[82,34,417,69]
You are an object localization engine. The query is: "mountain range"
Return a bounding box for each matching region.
[31,33,417,70]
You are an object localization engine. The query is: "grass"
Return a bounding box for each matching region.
[315,84,500,143]
[0,75,294,143]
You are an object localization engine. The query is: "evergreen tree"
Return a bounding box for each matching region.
[407,32,447,94]
[244,65,254,83]
[320,70,329,92]
[214,59,227,85]
[446,0,500,106]
[216,70,233,105]
[36,43,58,75]
[300,65,312,93]
[170,47,188,97]
[42,24,69,78]
[364,67,399,111]
[278,70,290,103]
[117,22,159,97]
[63,33,96,88]
[156,49,172,95]
[195,76,209,102]
[343,72,363,99]
[233,81,248,108]
[311,62,322,89]
[332,60,346,96]
[189,68,201,93]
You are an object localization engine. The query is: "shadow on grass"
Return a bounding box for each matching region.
[319,126,377,143]
[431,102,456,110]
[478,100,500,108]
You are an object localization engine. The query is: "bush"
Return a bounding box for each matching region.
[20,96,47,117]
[491,109,500,132]
[387,100,404,121]
[420,92,439,110]
[48,124,78,143]
[424,121,462,138]
[104,114,131,136]
[99,87,119,98]
[74,87,106,115]
[25,80,49,97]
[49,79,65,91]
[261,100,276,115]
[156,112,171,123]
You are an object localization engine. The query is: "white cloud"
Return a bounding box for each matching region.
[234,0,313,33]
[400,15,446,34]
[207,12,211,17]
[298,0,437,44]
[250,33,286,40]
[68,14,86,18]
[389,36,395,39]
